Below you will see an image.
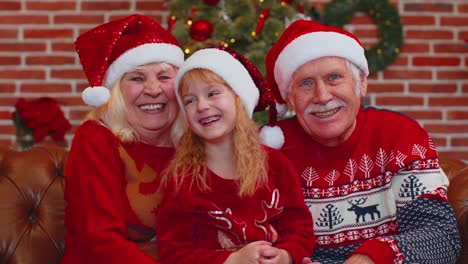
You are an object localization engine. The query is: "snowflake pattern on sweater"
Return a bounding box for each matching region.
[278,106,461,264]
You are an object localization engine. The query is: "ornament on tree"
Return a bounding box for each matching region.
[281,0,294,5]
[202,0,220,6]
[189,20,214,41]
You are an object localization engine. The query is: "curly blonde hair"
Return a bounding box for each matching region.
[162,69,267,197]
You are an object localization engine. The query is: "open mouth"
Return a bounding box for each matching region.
[139,103,165,111]
[200,115,221,125]
[312,107,341,118]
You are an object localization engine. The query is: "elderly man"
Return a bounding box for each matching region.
[261,20,461,264]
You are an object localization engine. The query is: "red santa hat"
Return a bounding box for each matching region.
[174,47,284,149]
[75,14,184,107]
[262,19,369,149]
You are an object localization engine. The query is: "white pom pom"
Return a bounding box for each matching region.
[82,86,110,106]
[260,125,284,149]
[276,102,288,116]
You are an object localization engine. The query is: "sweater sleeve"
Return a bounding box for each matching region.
[269,149,316,263]
[350,125,461,264]
[156,188,232,264]
[64,121,158,264]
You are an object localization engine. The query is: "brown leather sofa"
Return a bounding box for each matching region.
[0,144,467,264]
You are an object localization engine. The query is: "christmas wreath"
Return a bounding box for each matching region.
[322,0,403,75]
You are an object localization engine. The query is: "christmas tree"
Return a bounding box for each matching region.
[168,0,313,75]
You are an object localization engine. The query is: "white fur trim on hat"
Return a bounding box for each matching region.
[274,31,369,100]
[260,125,284,149]
[175,48,259,118]
[276,102,289,116]
[82,86,110,107]
[105,43,185,88]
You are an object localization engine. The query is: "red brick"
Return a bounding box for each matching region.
[375,96,424,106]
[406,30,453,40]
[69,109,90,120]
[402,43,430,53]
[52,42,75,52]
[424,124,468,133]
[26,55,75,65]
[437,151,468,161]
[413,56,461,66]
[136,1,166,11]
[0,15,49,24]
[54,15,104,24]
[0,43,46,52]
[390,56,408,66]
[434,43,467,53]
[462,83,468,93]
[0,70,45,80]
[0,83,16,93]
[447,111,468,120]
[27,1,76,10]
[0,110,13,120]
[437,70,468,80]
[452,137,468,147]
[0,139,14,148]
[430,137,447,148]
[0,1,21,10]
[460,4,468,13]
[50,69,86,79]
[404,3,453,12]
[76,82,89,92]
[354,28,379,39]
[367,83,404,93]
[402,110,442,120]
[0,56,21,65]
[429,97,468,106]
[0,29,18,38]
[400,15,435,26]
[81,1,131,11]
[409,84,457,93]
[0,97,20,107]
[441,17,468,26]
[0,124,15,134]
[55,96,86,106]
[21,83,73,93]
[460,31,468,41]
[24,29,73,39]
[383,70,432,80]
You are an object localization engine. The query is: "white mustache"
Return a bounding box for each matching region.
[305,99,346,114]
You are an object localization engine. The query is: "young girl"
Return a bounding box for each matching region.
[156,47,315,264]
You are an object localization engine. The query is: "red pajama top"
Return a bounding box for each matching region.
[61,120,174,264]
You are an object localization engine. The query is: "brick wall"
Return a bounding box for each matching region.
[0,0,466,161]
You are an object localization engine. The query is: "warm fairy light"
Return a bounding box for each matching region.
[230,38,235,43]
[377,49,382,54]
[184,48,190,54]
[187,20,192,25]
[251,31,256,37]
[223,42,229,47]
[394,48,400,53]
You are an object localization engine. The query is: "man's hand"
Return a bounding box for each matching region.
[301,257,320,264]
[344,254,374,264]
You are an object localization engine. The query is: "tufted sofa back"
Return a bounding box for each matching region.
[0,144,67,264]
[0,144,466,264]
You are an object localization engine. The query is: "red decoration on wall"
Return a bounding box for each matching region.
[202,0,220,6]
[189,20,214,41]
[255,9,270,36]
[281,0,294,4]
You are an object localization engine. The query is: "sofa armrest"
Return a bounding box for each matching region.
[0,144,68,264]
[440,157,468,264]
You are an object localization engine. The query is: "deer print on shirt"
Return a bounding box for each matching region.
[347,197,381,223]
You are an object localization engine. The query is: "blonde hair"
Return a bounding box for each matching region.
[85,62,178,143]
[162,69,267,197]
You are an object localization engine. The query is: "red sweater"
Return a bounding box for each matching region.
[156,147,315,264]
[61,120,174,264]
[277,106,460,264]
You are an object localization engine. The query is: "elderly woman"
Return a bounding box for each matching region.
[61,14,184,264]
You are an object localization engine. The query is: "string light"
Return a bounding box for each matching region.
[184,48,190,54]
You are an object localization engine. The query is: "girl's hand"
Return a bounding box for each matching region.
[259,247,292,264]
[344,254,375,264]
[224,241,272,264]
